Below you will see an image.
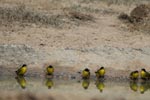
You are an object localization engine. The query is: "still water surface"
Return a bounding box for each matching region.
[0,76,150,100]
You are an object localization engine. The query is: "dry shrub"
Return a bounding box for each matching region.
[119,4,150,33]
[130,4,150,23]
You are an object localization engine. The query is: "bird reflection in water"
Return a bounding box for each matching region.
[45,78,54,89]
[95,79,105,92]
[130,81,138,92]
[129,80,150,94]
[82,79,90,90]
[15,76,27,89]
[140,81,149,94]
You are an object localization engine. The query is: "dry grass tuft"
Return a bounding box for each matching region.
[0,4,64,27]
[118,13,131,22]
[68,11,94,21]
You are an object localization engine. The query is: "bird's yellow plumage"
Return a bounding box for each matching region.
[140,69,150,80]
[133,72,139,78]
[46,65,54,75]
[130,71,139,80]
[16,64,27,76]
[141,71,145,76]
[82,68,90,79]
[95,67,105,78]
[82,71,89,77]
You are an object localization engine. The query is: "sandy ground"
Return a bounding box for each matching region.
[0,0,150,76]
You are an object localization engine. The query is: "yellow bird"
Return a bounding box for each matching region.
[45,78,54,89]
[96,80,105,92]
[130,70,139,80]
[130,81,138,92]
[82,79,90,89]
[15,76,27,89]
[140,68,150,80]
[95,67,105,78]
[46,65,54,75]
[82,68,90,79]
[15,64,27,76]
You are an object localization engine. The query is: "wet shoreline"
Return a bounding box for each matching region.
[0,75,150,100]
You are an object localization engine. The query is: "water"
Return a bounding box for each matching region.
[0,76,150,100]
